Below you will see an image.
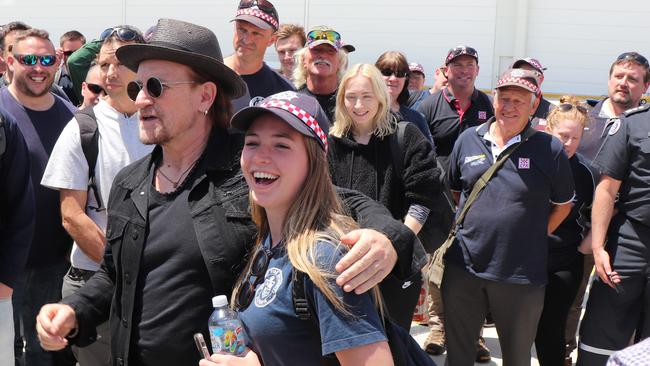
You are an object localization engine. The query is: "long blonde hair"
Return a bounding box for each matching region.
[232,136,382,314]
[330,63,396,139]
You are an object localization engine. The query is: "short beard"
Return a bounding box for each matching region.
[13,74,52,98]
[611,93,635,110]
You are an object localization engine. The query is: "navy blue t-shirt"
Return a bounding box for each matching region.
[0,89,75,268]
[238,236,386,365]
[446,120,574,285]
[241,63,294,105]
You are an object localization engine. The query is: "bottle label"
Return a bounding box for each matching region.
[209,321,245,355]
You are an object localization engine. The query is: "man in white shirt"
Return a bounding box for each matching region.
[41,26,151,366]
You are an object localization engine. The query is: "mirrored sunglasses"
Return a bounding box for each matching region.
[100,27,141,42]
[127,77,195,101]
[13,54,56,67]
[307,30,341,44]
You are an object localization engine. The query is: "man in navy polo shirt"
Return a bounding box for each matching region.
[416,45,493,171]
[576,101,650,366]
[442,68,574,366]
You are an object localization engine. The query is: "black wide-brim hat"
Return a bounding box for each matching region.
[116,18,246,98]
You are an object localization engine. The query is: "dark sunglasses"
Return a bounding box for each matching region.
[100,27,141,42]
[616,52,650,68]
[127,77,195,101]
[557,103,588,114]
[235,246,272,310]
[380,69,408,78]
[238,0,276,14]
[87,83,105,95]
[63,50,75,57]
[13,54,57,67]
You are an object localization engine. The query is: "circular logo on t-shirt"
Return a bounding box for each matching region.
[249,96,265,106]
[254,267,282,308]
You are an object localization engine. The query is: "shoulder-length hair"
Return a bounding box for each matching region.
[292,47,349,90]
[232,134,381,314]
[330,63,396,139]
[375,51,410,105]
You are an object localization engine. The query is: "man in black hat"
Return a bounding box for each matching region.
[224,0,294,107]
[35,18,421,366]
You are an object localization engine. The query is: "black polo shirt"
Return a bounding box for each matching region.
[592,104,650,228]
[577,99,621,161]
[446,120,574,285]
[416,87,493,170]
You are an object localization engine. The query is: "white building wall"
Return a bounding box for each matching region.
[2,0,649,96]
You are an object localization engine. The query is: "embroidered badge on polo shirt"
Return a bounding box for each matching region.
[478,111,487,120]
[608,119,621,135]
[464,154,487,166]
[518,158,530,169]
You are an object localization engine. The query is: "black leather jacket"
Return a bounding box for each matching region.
[62,127,423,366]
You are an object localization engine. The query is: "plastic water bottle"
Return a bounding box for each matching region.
[208,295,245,356]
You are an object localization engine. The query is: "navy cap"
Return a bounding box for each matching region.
[231,91,331,151]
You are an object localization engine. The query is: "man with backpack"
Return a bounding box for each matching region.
[40,26,151,366]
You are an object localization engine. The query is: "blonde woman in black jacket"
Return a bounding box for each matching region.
[328,63,440,330]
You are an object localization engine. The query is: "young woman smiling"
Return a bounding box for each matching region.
[200,91,394,366]
[328,63,439,330]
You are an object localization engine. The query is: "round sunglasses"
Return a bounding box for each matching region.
[99,27,143,43]
[127,77,195,101]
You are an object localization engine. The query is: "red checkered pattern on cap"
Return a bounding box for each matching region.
[497,76,539,94]
[236,8,278,29]
[261,100,328,150]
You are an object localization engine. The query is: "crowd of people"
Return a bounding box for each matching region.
[0,1,649,366]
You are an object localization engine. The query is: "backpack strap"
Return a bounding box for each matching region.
[75,106,103,211]
[388,122,408,186]
[292,269,341,366]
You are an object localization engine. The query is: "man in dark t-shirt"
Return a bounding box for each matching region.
[224,0,293,109]
[416,46,493,171]
[511,57,554,126]
[0,28,76,366]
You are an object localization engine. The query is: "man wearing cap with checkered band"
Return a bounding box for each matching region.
[443,68,574,366]
[576,85,650,366]
[294,25,349,122]
[416,45,494,172]
[511,57,555,125]
[35,18,421,366]
[224,0,294,108]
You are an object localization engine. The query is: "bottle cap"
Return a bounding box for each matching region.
[212,295,228,308]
